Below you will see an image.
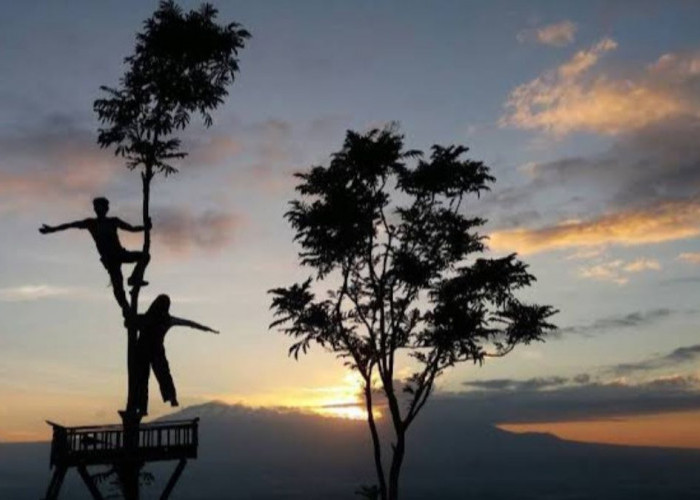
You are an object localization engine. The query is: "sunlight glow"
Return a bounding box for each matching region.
[499,410,700,449]
[214,372,381,421]
[309,373,380,420]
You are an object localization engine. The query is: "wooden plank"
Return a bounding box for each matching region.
[77,465,105,500]
[44,466,67,500]
[160,459,187,500]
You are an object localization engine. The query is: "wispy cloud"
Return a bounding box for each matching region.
[464,342,700,391]
[518,20,578,47]
[464,376,571,392]
[541,21,577,47]
[446,373,700,424]
[0,284,83,302]
[557,308,677,336]
[610,344,700,376]
[456,340,700,422]
[187,135,243,166]
[0,114,118,210]
[577,258,661,285]
[678,252,700,264]
[578,260,629,285]
[490,199,700,254]
[151,207,244,256]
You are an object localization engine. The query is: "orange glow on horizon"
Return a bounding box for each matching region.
[499,410,700,449]
[314,405,376,420]
[211,372,381,421]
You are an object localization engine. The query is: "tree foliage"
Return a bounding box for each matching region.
[270,126,557,500]
[94,0,249,175]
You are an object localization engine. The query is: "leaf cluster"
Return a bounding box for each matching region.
[94,1,249,174]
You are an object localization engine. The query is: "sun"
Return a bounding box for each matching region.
[310,373,381,421]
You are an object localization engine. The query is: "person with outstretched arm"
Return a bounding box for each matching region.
[131,294,219,415]
[39,197,150,314]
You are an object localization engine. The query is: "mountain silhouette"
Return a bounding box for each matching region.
[3,401,700,499]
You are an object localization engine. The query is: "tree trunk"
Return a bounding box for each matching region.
[364,382,388,500]
[119,166,153,500]
[388,430,405,500]
[125,166,152,413]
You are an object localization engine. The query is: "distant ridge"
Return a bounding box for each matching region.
[3,401,700,499]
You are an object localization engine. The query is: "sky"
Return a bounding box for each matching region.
[1,0,700,445]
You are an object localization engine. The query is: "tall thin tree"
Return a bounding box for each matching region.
[94,0,249,415]
[270,126,557,500]
[94,3,248,497]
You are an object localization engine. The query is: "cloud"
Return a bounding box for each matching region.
[557,308,676,336]
[536,21,577,47]
[502,40,700,135]
[485,115,700,259]
[578,260,629,285]
[489,199,700,254]
[187,135,242,166]
[577,258,661,285]
[610,344,700,376]
[446,374,700,424]
[0,114,118,209]
[0,284,75,302]
[518,21,578,47]
[457,340,700,422]
[678,252,700,264]
[623,258,661,272]
[464,376,571,392]
[529,117,700,209]
[150,207,244,256]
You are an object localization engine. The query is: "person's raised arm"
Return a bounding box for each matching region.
[116,216,151,232]
[170,316,219,334]
[39,219,89,234]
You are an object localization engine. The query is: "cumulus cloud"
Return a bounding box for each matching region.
[489,199,700,254]
[501,40,700,135]
[150,207,243,256]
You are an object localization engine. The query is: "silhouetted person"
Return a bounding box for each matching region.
[39,197,150,314]
[132,294,218,415]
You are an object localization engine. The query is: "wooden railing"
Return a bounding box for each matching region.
[47,418,199,467]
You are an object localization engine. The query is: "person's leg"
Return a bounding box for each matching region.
[152,348,178,406]
[103,261,129,314]
[122,250,149,287]
[134,345,151,415]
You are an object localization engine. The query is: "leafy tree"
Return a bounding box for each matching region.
[94,0,249,414]
[270,126,556,500]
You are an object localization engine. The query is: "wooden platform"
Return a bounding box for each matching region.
[47,418,199,467]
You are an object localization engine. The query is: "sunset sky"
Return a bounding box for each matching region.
[1,0,700,446]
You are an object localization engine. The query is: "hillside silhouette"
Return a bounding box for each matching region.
[3,401,700,499]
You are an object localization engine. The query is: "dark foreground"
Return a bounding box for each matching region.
[2,402,700,499]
